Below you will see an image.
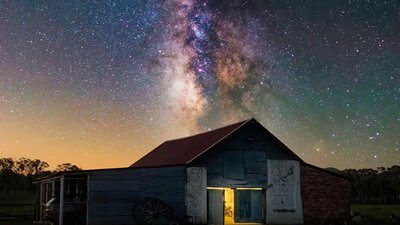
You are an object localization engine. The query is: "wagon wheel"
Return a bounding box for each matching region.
[133,198,172,225]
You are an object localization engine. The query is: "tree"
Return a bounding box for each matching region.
[54,163,81,172]
[13,158,50,191]
[0,158,17,192]
[1,158,82,192]
[342,166,400,204]
[0,158,15,171]
[14,158,49,176]
[30,159,50,176]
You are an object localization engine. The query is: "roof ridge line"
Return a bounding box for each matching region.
[162,118,251,143]
[185,118,253,164]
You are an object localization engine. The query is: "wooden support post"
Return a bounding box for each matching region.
[86,174,90,225]
[52,180,55,197]
[59,175,65,225]
[39,182,44,222]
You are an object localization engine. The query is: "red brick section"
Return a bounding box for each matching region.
[300,164,351,225]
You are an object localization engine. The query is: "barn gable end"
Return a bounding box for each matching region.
[189,119,300,187]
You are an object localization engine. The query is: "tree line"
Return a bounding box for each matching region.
[341,165,400,204]
[0,157,81,193]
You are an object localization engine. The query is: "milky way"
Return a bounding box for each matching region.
[0,1,399,169]
[158,0,276,130]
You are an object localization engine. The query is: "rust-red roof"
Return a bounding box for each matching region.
[130,119,250,168]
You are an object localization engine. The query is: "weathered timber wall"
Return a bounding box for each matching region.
[87,166,186,225]
[191,121,294,188]
[300,164,351,225]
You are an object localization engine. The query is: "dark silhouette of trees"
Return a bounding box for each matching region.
[14,158,49,176]
[12,158,50,191]
[0,157,80,193]
[0,158,17,193]
[54,163,81,172]
[342,165,400,204]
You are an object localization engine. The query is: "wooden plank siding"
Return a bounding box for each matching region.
[207,189,224,225]
[87,166,186,225]
[190,122,294,188]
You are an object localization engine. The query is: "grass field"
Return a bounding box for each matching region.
[351,204,400,225]
[0,191,35,224]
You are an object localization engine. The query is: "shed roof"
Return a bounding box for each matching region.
[131,119,250,168]
[130,118,304,168]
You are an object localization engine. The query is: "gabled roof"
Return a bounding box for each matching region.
[130,119,250,168]
[131,118,304,168]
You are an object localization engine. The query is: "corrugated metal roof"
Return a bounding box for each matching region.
[130,119,251,168]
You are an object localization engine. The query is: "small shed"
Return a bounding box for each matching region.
[35,118,350,225]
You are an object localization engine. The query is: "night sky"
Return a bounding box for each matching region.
[1,1,399,169]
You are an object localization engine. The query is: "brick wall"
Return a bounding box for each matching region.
[300,164,351,225]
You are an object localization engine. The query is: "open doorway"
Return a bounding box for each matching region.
[224,188,235,224]
[208,188,263,225]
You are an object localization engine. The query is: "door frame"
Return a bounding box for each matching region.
[207,187,265,225]
[207,187,225,225]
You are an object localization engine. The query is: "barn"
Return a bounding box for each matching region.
[35,118,350,225]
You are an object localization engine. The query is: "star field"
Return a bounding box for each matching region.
[0,0,399,169]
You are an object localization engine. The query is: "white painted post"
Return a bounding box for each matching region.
[59,175,65,225]
[186,167,207,224]
[52,181,55,197]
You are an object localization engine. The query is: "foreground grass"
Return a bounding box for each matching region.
[1,193,400,225]
[0,191,35,220]
[0,191,35,204]
[351,204,400,225]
